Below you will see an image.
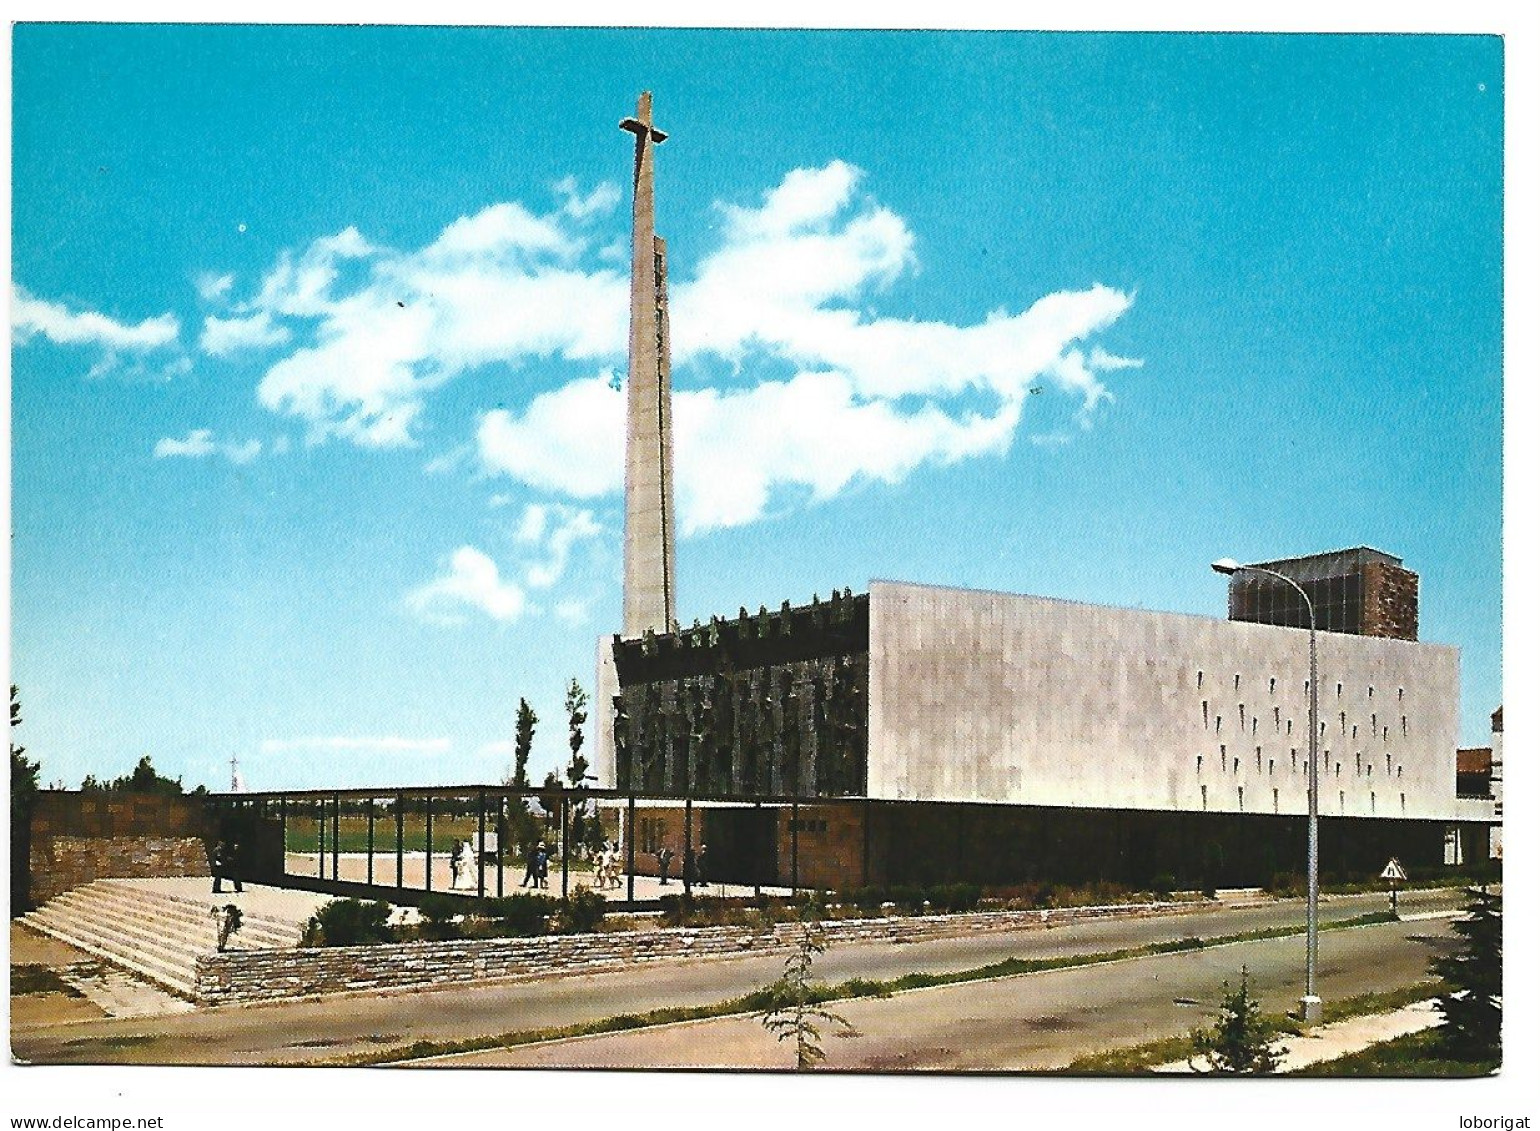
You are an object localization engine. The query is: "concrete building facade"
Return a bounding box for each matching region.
[867,581,1468,823]
[595,576,1493,891]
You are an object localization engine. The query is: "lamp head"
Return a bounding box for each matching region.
[1211,557,1243,576]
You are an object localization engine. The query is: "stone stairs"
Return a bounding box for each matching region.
[21,879,302,999]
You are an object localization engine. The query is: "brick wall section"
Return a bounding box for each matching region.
[27,792,214,904]
[777,803,868,890]
[194,900,1203,1005]
[1361,561,1419,641]
[626,806,702,877]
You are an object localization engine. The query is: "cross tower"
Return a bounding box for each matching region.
[619,91,677,637]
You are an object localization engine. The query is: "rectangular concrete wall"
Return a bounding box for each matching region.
[867,581,1470,821]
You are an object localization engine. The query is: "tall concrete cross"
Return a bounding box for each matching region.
[619,92,677,638]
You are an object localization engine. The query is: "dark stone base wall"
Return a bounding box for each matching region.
[648,799,1487,892]
[877,802,1478,890]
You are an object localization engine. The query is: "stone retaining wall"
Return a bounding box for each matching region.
[26,792,216,905]
[29,834,211,906]
[194,900,1202,1005]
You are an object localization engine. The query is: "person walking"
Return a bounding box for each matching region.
[212,838,243,894]
[535,841,550,889]
[656,844,674,886]
[520,841,540,888]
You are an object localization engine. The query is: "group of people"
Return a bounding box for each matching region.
[520,841,551,889]
[447,838,633,893]
[654,842,709,888]
[592,842,624,890]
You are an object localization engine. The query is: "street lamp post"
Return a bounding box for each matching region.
[1211,557,1323,1024]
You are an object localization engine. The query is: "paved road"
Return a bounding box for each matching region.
[11,888,1457,1067]
[430,913,1458,1071]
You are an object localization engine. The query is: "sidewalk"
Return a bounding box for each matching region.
[1150,1000,1443,1073]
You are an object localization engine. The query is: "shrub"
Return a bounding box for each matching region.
[1189,966,1283,1074]
[301,899,394,947]
[1267,872,1308,898]
[926,882,982,913]
[481,893,558,937]
[1149,873,1178,898]
[557,888,607,934]
[418,894,465,940]
[1432,886,1502,1061]
[838,886,887,910]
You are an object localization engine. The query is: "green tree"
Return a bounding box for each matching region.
[564,679,590,850]
[538,769,563,830]
[564,679,590,787]
[758,912,851,1070]
[502,698,543,856]
[12,686,42,911]
[81,755,188,796]
[10,686,38,821]
[1431,885,1502,1061]
[512,698,537,789]
[1189,967,1283,1074]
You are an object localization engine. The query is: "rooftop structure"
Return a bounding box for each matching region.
[1226,546,1419,640]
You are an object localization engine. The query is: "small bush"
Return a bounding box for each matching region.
[557,888,607,934]
[418,894,465,940]
[301,899,395,947]
[1267,872,1308,898]
[927,882,982,913]
[1150,873,1177,898]
[1190,967,1283,1073]
[481,893,558,937]
[838,886,887,910]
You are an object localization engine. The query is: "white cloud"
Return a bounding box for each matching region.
[1090,345,1144,371]
[12,285,180,351]
[203,160,1137,532]
[406,504,602,627]
[197,272,235,302]
[555,176,622,221]
[477,375,624,496]
[224,439,263,465]
[245,211,626,446]
[517,504,603,589]
[153,429,263,464]
[260,736,452,754]
[154,429,217,459]
[407,546,527,625]
[201,311,291,356]
[422,203,572,262]
[674,371,1021,533]
[470,161,1136,532]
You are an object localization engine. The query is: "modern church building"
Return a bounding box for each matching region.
[593,94,1497,893]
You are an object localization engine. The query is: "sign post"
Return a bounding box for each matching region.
[1380,857,1408,915]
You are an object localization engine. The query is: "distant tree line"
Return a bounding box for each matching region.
[79,754,206,798]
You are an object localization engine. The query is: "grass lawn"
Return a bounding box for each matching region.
[1292,1027,1498,1077]
[1064,980,1445,1074]
[285,814,571,855]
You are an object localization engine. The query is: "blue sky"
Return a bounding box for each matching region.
[9,26,1503,791]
